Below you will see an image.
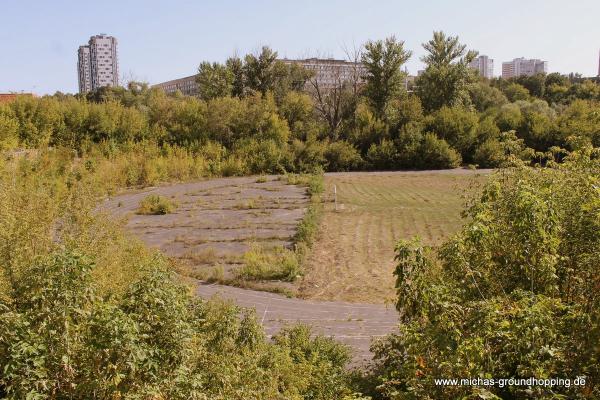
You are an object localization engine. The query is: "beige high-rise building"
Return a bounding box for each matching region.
[77,34,119,93]
[468,55,494,79]
[501,57,547,79]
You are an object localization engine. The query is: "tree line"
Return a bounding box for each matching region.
[1,31,599,173]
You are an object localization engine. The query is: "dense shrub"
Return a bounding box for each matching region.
[0,162,360,399]
[366,139,399,170]
[370,152,600,399]
[417,133,461,169]
[324,141,363,171]
[137,194,177,215]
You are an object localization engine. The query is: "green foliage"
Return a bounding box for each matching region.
[424,105,479,160]
[137,194,177,215]
[324,141,363,171]
[362,36,412,118]
[503,82,531,102]
[468,81,508,112]
[416,31,477,112]
[0,165,359,399]
[3,41,600,174]
[237,245,302,281]
[418,133,462,169]
[243,46,279,95]
[371,154,600,399]
[366,139,399,170]
[473,130,532,168]
[0,110,19,151]
[197,61,234,100]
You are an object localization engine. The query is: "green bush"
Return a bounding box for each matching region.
[324,141,363,171]
[137,194,177,215]
[418,133,461,169]
[366,139,398,170]
[370,153,600,399]
[237,245,302,281]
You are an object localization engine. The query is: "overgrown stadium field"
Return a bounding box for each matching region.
[299,169,489,303]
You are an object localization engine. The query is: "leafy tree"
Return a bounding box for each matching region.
[243,46,279,95]
[385,94,424,134]
[0,110,19,151]
[417,132,462,169]
[514,73,546,98]
[416,31,477,112]
[361,36,412,118]
[503,82,530,102]
[468,81,508,112]
[197,61,233,100]
[226,56,245,97]
[324,141,363,171]
[279,91,315,140]
[424,105,479,160]
[556,99,600,147]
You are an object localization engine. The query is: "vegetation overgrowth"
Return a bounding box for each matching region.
[137,194,177,215]
[234,173,324,283]
[0,151,365,399]
[1,29,600,398]
[366,148,600,399]
[2,32,600,175]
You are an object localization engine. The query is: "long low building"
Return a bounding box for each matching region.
[279,57,367,91]
[152,75,198,96]
[153,58,367,96]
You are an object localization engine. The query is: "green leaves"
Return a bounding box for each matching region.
[374,155,600,399]
[362,36,412,119]
[417,31,476,112]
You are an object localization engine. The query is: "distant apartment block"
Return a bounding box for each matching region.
[77,34,119,93]
[152,75,199,96]
[280,58,367,91]
[469,55,494,78]
[502,57,548,79]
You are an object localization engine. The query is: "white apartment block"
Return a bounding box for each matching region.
[77,34,119,93]
[280,58,367,91]
[152,75,198,96]
[501,57,548,79]
[468,55,494,79]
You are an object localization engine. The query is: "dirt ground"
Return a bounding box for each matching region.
[101,176,309,281]
[298,169,490,304]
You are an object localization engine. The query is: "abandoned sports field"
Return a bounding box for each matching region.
[103,169,489,360]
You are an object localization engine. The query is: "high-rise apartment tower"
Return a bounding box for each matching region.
[77,34,119,93]
[468,55,494,79]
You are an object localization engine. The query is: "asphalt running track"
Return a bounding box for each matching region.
[196,283,398,363]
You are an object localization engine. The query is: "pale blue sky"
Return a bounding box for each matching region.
[1,0,599,94]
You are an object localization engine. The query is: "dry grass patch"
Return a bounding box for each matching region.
[299,170,488,303]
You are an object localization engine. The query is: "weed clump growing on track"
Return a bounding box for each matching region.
[137,194,177,215]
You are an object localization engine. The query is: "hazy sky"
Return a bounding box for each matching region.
[1,0,599,94]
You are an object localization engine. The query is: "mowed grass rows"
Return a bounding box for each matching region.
[299,170,488,303]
